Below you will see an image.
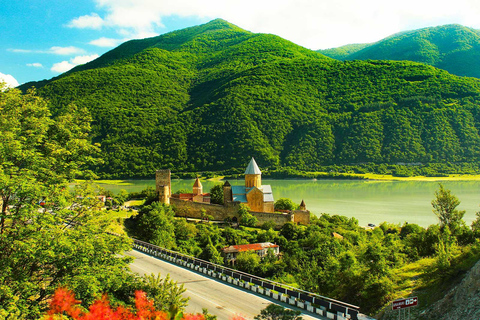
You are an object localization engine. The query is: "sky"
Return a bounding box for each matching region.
[2,0,480,87]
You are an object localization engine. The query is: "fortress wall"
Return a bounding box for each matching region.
[293,210,311,225]
[170,198,308,227]
[170,198,239,220]
[250,211,294,227]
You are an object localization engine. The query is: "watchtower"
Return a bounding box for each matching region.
[156,169,171,204]
[223,180,232,203]
[193,177,203,195]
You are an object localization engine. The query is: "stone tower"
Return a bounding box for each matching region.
[223,180,232,203]
[245,157,261,189]
[299,199,306,211]
[156,169,171,204]
[193,177,203,195]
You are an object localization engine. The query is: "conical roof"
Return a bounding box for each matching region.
[244,157,261,175]
[193,177,202,188]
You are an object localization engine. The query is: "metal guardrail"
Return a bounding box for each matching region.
[119,234,361,320]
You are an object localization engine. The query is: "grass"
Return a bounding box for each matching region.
[125,199,145,207]
[361,173,480,181]
[377,243,480,318]
[102,209,137,235]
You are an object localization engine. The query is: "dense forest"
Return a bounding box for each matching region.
[21,19,480,178]
[319,24,480,78]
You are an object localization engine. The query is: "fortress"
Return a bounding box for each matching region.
[156,158,310,227]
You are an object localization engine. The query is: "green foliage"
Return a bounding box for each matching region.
[254,304,302,320]
[139,273,189,314]
[235,251,261,274]
[431,184,466,234]
[320,24,480,79]
[238,204,258,227]
[20,20,480,178]
[130,202,177,249]
[0,86,136,318]
[274,198,298,211]
[209,184,224,205]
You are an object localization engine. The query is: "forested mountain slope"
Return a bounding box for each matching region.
[21,19,480,178]
[318,24,480,78]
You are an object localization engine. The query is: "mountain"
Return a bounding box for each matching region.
[21,19,480,178]
[318,24,480,78]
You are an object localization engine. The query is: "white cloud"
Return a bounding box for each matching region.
[51,54,99,73]
[89,37,121,47]
[67,13,104,29]
[27,63,43,68]
[49,46,86,55]
[82,0,480,49]
[0,72,19,88]
[8,48,32,53]
[51,61,76,73]
[70,54,99,65]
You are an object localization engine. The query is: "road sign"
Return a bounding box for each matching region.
[392,297,418,310]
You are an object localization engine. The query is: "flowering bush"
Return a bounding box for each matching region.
[42,288,203,320]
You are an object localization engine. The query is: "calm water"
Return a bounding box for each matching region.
[102,179,480,227]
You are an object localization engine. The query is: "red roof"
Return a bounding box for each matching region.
[222,242,278,253]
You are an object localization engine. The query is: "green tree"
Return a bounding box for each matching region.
[274,198,298,211]
[139,273,189,315]
[0,87,135,318]
[209,184,224,205]
[238,204,258,227]
[235,251,260,274]
[254,304,302,320]
[133,202,177,249]
[431,184,465,234]
[203,236,223,264]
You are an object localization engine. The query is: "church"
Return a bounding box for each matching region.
[223,158,274,212]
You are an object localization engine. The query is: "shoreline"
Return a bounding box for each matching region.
[82,173,480,186]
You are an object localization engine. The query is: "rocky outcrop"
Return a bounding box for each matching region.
[419,259,480,319]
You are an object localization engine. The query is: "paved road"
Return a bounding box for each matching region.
[127,250,323,320]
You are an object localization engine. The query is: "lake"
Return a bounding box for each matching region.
[100,179,480,228]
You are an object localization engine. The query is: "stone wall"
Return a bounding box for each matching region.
[170,198,239,220]
[250,211,294,228]
[170,198,309,227]
[293,210,310,225]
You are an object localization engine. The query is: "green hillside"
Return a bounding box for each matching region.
[22,19,480,178]
[318,43,370,60]
[318,24,480,78]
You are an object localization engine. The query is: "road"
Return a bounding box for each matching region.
[127,250,323,320]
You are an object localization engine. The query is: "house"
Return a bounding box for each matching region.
[222,242,280,263]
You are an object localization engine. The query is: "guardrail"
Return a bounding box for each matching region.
[124,235,361,320]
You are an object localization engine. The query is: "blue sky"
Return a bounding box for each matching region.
[2,0,480,87]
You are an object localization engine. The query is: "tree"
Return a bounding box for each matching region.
[202,236,223,264]
[134,202,177,249]
[235,251,260,274]
[254,304,302,320]
[471,211,480,234]
[209,185,224,205]
[274,198,298,211]
[238,204,258,227]
[139,273,189,315]
[431,184,465,234]
[0,87,136,318]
